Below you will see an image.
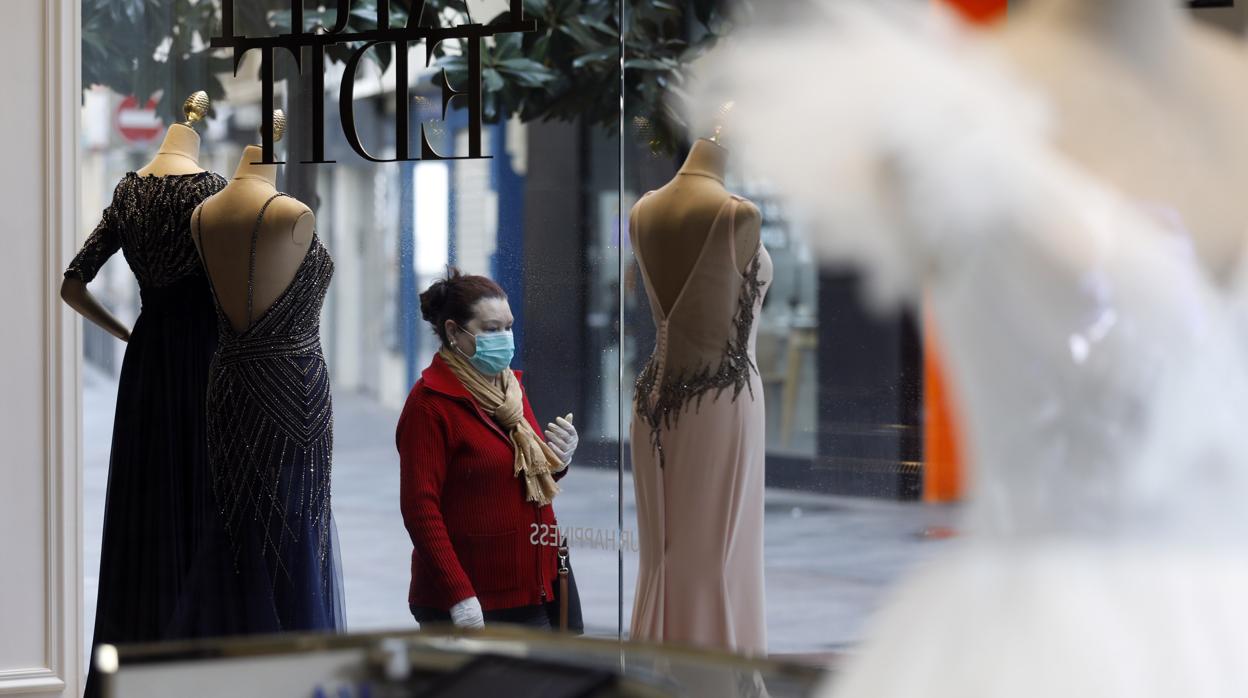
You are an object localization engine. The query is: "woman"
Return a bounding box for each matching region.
[397,269,583,631]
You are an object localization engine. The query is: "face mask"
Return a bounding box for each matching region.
[456,325,515,375]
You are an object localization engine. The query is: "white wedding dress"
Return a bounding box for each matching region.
[694,4,1248,696]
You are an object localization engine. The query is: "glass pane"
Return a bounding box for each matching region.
[78,0,622,662]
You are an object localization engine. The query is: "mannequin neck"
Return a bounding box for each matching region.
[1031,0,1186,71]
[678,138,728,183]
[232,145,279,187]
[156,124,201,163]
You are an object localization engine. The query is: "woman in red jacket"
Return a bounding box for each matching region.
[397,269,582,631]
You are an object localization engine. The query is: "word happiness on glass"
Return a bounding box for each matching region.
[212,0,536,165]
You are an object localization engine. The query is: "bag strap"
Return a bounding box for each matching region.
[557,536,569,632]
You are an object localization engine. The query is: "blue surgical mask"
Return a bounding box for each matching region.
[456,325,515,375]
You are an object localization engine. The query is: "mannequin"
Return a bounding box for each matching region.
[63,90,229,698]
[628,110,772,655]
[191,110,315,333]
[61,91,212,340]
[632,132,761,314]
[171,111,342,641]
[1002,0,1248,282]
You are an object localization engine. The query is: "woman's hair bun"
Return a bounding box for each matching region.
[419,267,506,345]
[419,267,467,323]
[419,278,448,324]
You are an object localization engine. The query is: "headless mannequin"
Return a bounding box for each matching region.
[1000,0,1248,284]
[191,144,315,334]
[631,138,761,315]
[60,123,209,341]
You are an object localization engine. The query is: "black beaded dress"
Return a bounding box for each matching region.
[172,192,344,637]
[66,171,227,698]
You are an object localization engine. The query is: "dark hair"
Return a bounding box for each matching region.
[419,267,507,345]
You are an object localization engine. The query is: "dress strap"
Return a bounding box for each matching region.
[725,195,761,273]
[194,204,223,308]
[726,196,743,270]
[247,193,289,330]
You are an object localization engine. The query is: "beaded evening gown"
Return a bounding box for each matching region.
[67,171,226,698]
[172,192,344,636]
[629,193,773,655]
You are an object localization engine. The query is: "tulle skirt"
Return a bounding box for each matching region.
[818,541,1248,698]
[167,507,345,638]
[85,276,217,698]
[166,342,345,639]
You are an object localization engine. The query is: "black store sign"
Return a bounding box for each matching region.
[212,0,536,164]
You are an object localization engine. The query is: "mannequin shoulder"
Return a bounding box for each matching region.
[267,196,316,246]
[730,197,762,230]
[188,200,212,240]
[269,195,313,219]
[628,191,656,218]
[728,197,761,269]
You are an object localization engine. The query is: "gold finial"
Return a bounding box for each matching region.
[181,90,210,128]
[708,100,735,146]
[264,109,287,144]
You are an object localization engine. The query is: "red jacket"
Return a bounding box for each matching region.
[396,353,565,612]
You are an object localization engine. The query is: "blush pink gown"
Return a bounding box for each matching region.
[629,192,773,656]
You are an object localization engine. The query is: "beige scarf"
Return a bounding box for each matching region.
[440,348,561,505]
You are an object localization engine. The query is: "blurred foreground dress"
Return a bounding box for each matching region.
[696,4,1248,696]
[67,171,226,697]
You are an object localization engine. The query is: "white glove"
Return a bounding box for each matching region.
[450,596,484,629]
[544,413,578,472]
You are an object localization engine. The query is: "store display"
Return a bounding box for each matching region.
[61,92,226,698]
[173,114,344,636]
[629,137,772,655]
[40,1,1248,693]
[695,0,1248,694]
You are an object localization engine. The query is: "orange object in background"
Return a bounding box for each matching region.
[940,0,1007,24]
[922,316,964,503]
[922,0,1004,504]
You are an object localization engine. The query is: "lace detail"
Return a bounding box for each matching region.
[635,250,767,466]
[66,171,227,286]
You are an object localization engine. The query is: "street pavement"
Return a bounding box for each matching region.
[84,368,958,659]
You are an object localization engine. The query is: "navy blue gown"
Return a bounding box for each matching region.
[67,171,227,698]
[170,192,344,637]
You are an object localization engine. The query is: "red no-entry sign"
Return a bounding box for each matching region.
[116,96,163,142]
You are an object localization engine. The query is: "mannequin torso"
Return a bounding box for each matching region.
[192,145,315,333]
[632,138,761,314]
[999,0,1248,284]
[61,123,212,341]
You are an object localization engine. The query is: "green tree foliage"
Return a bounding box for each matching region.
[82,0,734,153]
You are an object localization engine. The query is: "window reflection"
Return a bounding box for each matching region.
[76,0,975,664]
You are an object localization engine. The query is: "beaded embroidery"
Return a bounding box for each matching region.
[195,196,337,587]
[635,250,766,467]
[65,171,226,286]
